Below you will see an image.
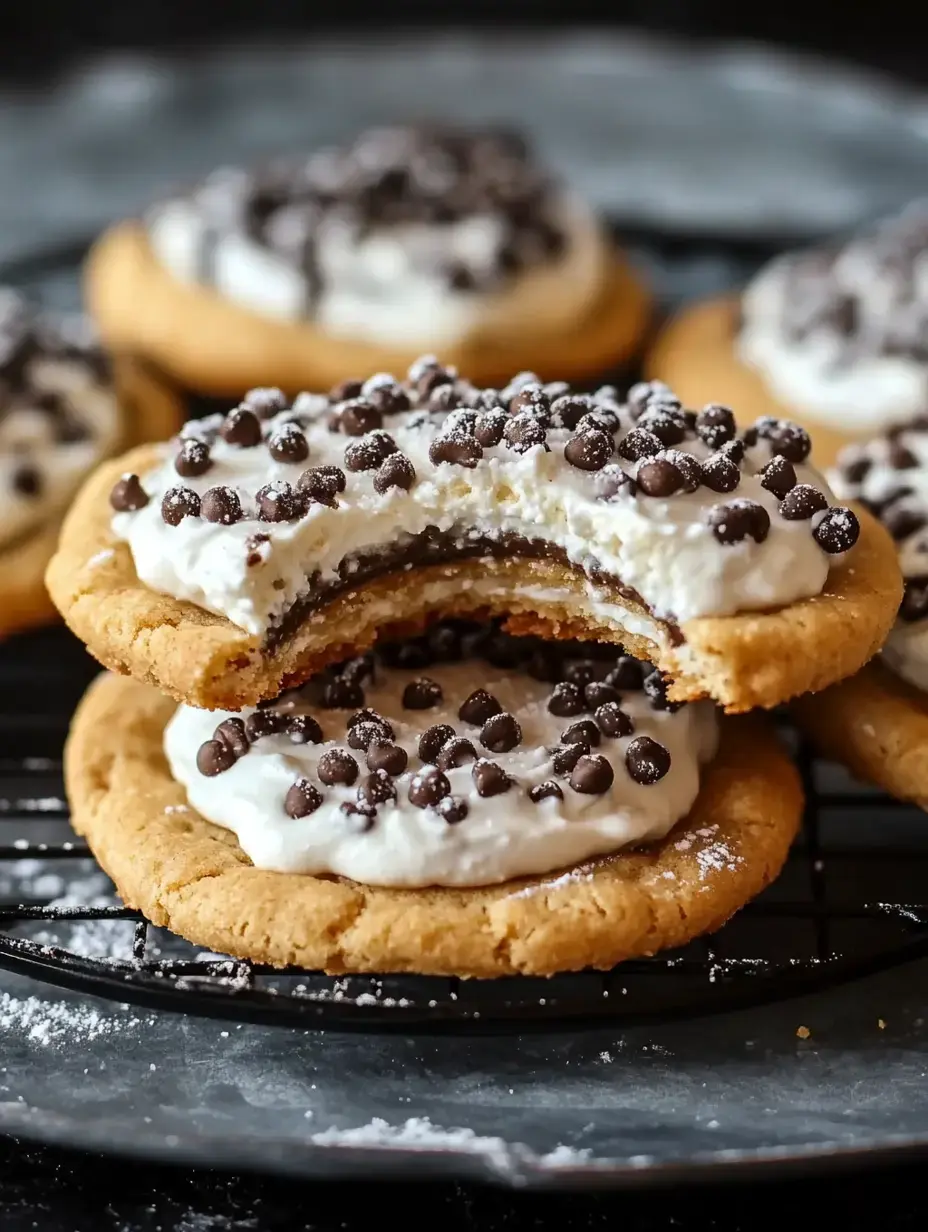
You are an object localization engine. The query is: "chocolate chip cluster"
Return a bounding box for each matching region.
[1,291,111,504]
[193,621,680,829]
[837,421,928,621]
[756,206,928,362]
[177,124,568,298]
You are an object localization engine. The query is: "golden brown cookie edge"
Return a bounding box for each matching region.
[65,671,802,977]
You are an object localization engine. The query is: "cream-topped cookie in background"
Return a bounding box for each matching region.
[795,420,928,808]
[84,124,652,399]
[46,362,900,712]
[647,203,928,467]
[0,289,181,639]
[65,624,802,975]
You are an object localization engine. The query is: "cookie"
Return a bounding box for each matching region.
[65,664,802,977]
[647,204,928,468]
[794,418,928,801]
[46,370,901,713]
[85,124,651,397]
[0,289,182,639]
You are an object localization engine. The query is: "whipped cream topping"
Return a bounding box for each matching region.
[739,202,928,431]
[833,420,928,691]
[164,624,719,888]
[112,364,858,639]
[0,290,118,552]
[145,125,609,349]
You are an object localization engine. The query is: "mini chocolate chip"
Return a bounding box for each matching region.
[637,406,686,446]
[175,438,212,477]
[299,465,345,507]
[374,453,416,494]
[551,742,588,775]
[317,749,359,786]
[472,758,511,797]
[576,408,621,436]
[470,388,504,411]
[637,457,684,498]
[214,717,249,757]
[884,505,926,541]
[330,378,363,402]
[562,719,600,748]
[504,413,548,454]
[362,376,410,415]
[564,661,601,688]
[196,739,236,777]
[719,438,745,465]
[760,455,797,500]
[607,655,646,690]
[287,715,324,744]
[340,801,376,830]
[701,452,741,493]
[366,740,409,775]
[110,473,149,512]
[565,429,613,471]
[380,638,432,669]
[408,355,443,383]
[436,737,478,770]
[529,780,563,803]
[429,434,483,468]
[779,483,828,521]
[458,689,502,725]
[357,769,397,807]
[445,409,478,436]
[201,486,243,525]
[547,681,585,716]
[663,449,702,492]
[347,720,393,751]
[814,506,861,554]
[416,365,455,399]
[418,723,457,764]
[843,456,872,484]
[220,407,263,447]
[618,427,662,462]
[550,394,594,430]
[706,499,770,545]
[766,420,811,463]
[428,624,463,661]
[336,398,383,436]
[320,678,365,709]
[569,753,615,794]
[285,778,324,818]
[901,578,928,622]
[480,712,522,753]
[509,384,550,415]
[161,485,200,525]
[625,736,671,785]
[346,707,385,730]
[474,410,507,447]
[428,384,462,413]
[345,431,398,472]
[12,464,41,497]
[595,702,634,738]
[695,404,736,449]
[268,423,309,463]
[408,767,451,807]
[627,380,675,416]
[244,709,288,741]
[596,464,637,501]
[243,387,288,419]
[438,796,468,823]
[643,670,683,713]
[403,677,443,710]
[256,480,303,522]
[584,681,620,709]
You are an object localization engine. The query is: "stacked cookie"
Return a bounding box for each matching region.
[46,364,902,976]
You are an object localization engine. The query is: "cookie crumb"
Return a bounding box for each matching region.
[796,1025,811,1040]
[878,1018,886,1029]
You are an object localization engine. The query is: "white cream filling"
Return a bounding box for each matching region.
[113,401,843,638]
[146,193,610,350]
[0,356,119,552]
[164,657,719,888]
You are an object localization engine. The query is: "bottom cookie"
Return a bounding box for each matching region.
[65,671,802,977]
[794,660,928,809]
[1,354,183,640]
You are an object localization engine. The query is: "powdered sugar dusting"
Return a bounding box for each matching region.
[0,990,154,1045]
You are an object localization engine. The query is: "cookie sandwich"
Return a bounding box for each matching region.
[0,290,181,639]
[795,420,928,807]
[46,362,900,712]
[66,624,802,976]
[647,203,928,466]
[85,124,651,401]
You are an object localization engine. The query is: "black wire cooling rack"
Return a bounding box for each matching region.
[4,225,928,1034]
[3,625,928,1033]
